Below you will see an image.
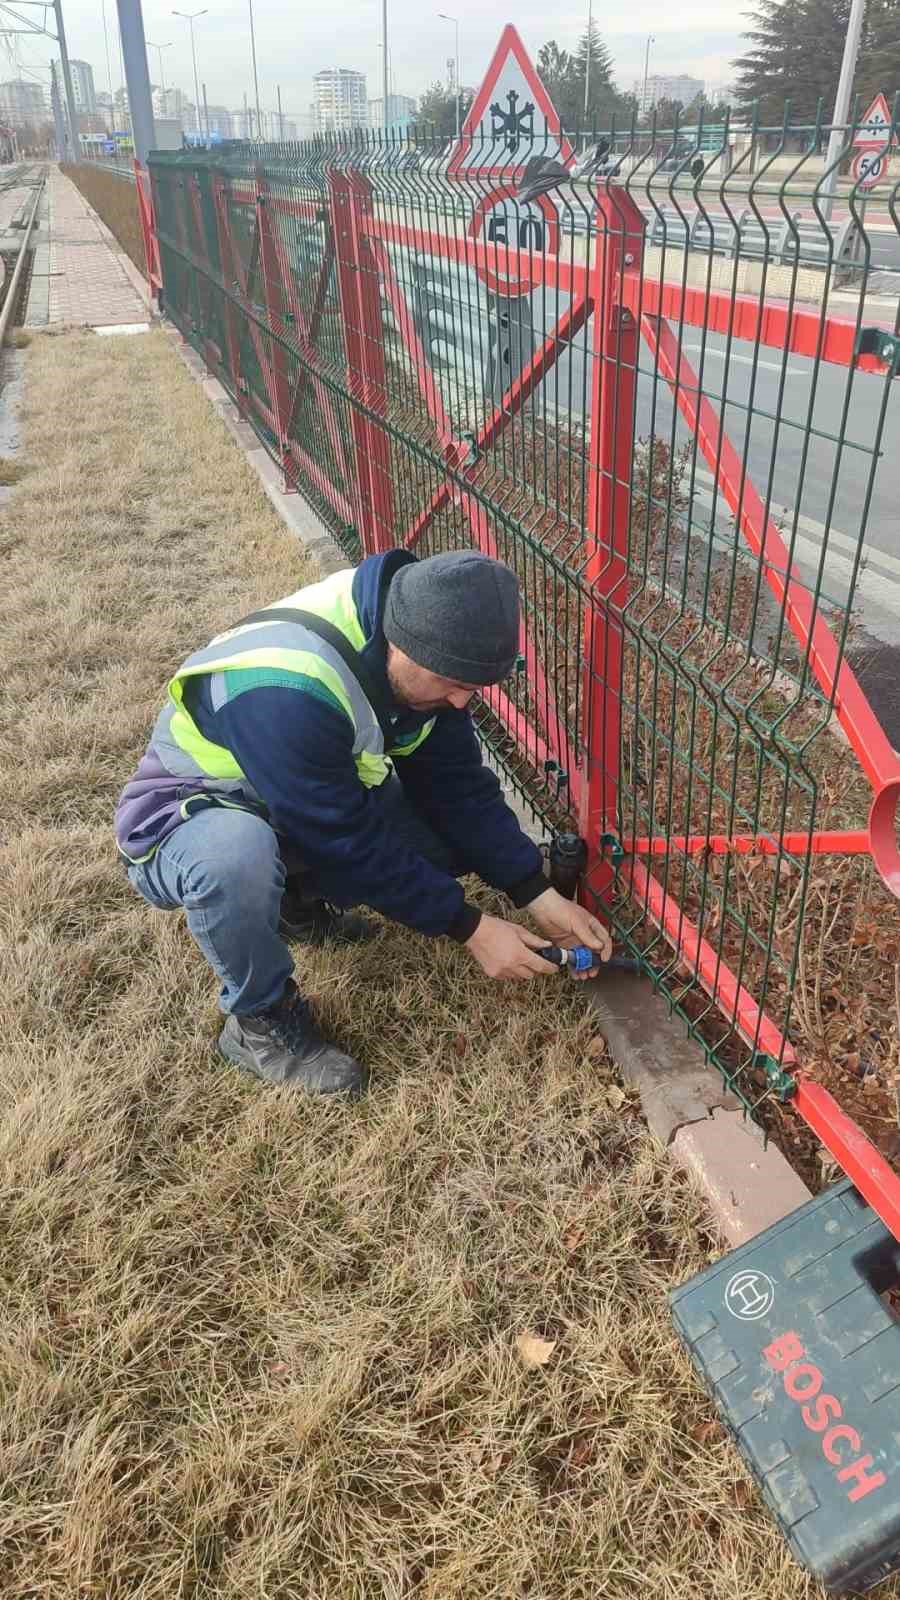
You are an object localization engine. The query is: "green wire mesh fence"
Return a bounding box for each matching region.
[145,103,900,1222]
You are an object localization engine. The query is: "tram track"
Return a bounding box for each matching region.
[0,166,46,346]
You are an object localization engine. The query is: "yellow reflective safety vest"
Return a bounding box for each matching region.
[119,568,435,863]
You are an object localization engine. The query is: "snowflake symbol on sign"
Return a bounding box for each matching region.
[489,89,535,154]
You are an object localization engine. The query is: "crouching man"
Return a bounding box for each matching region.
[115,549,609,1097]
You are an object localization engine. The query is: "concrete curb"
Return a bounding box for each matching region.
[164,319,814,1254]
[585,975,810,1244]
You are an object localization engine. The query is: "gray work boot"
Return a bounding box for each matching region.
[218,979,368,1097]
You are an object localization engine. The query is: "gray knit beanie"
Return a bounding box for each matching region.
[384,551,520,685]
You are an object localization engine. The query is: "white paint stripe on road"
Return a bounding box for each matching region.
[690,486,900,618]
[693,468,900,578]
[683,342,805,376]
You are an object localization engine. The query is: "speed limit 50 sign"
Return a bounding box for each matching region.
[852,147,887,189]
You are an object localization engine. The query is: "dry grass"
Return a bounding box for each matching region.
[1,324,883,1600]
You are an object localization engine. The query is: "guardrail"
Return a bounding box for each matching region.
[145,107,900,1235]
[646,206,866,274]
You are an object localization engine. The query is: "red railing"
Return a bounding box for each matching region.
[141,133,900,1238]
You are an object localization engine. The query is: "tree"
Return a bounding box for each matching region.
[577,20,620,124]
[536,40,581,129]
[733,0,900,123]
[415,81,474,139]
[537,29,626,132]
[857,0,900,102]
[651,96,688,128]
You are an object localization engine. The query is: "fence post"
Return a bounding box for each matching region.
[255,167,296,489]
[133,160,162,303]
[327,166,395,554]
[578,187,646,903]
[211,174,247,418]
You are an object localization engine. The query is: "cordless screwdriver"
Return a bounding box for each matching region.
[543,830,640,974]
[537,945,641,976]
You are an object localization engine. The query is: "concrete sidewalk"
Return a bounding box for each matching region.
[25,166,150,331]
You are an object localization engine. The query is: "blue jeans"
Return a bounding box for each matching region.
[125,776,457,1016]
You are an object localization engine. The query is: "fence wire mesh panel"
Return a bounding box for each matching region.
[149,106,900,1226]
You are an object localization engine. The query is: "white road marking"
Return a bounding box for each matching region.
[693,468,900,578]
[682,342,805,376]
[689,481,900,622]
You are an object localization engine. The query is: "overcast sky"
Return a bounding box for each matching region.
[7,0,747,120]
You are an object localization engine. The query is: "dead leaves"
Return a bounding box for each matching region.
[569,1436,595,1469]
[730,1478,754,1510]
[515,1331,557,1368]
[691,1419,725,1446]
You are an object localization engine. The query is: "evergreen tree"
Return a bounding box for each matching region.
[734,0,900,123]
[858,0,900,104]
[537,28,625,131]
[577,20,620,123]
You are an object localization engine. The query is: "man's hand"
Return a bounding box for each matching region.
[465,914,557,981]
[528,887,613,979]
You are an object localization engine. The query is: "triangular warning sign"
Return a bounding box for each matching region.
[447,24,575,179]
[853,92,897,147]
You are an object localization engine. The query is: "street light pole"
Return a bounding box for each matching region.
[146,39,172,112]
[642,33,655,119]
[247,0,261,140]
[172,8,207,141]
[584,0,592,120]
[382,0,389,130]
[821,0,868,219]
[437,12,459,137]
[100,0,115,117]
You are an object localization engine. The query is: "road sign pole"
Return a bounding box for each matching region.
[820,0,867,220]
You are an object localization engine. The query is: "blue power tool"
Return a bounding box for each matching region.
[537,945,641,975]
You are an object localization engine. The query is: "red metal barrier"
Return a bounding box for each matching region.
[133,160,162,296]
[145,141,900,1239]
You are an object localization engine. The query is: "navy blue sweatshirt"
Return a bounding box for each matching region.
[182,551,547,940]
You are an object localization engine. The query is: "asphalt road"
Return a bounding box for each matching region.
[635,333,900,644]
[518,303,900,646]
[413,235,899,648]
